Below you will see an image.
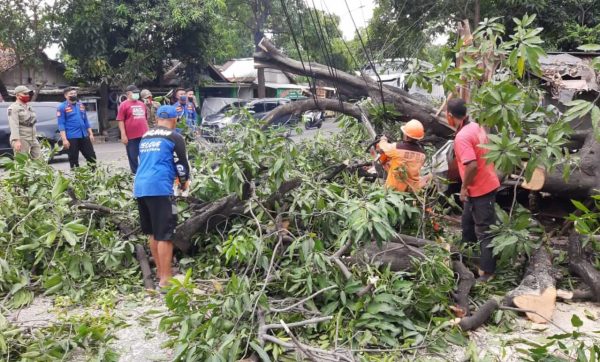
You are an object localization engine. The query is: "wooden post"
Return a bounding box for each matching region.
[257,68,266,98]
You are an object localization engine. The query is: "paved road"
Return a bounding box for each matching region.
[49,120,341,172]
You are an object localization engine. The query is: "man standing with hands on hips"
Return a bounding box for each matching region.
[447,98,500,282]
[117,85,148,174]
[57,87,96,168]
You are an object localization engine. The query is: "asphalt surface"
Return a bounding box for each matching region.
[48,120,341,172]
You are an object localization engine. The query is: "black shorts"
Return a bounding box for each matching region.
[137,196,177,241]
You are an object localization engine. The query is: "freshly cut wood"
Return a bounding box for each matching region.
[556,288,594,301]
[513,288,557,324]
[521,165,546,191]
[504,247,556,323]
[568,233,600,302]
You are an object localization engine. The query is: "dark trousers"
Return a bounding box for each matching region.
[125,137,142,174]
[67,137,96,169]
[462,190,497,274]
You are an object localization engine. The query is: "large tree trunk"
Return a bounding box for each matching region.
[254,38,455,139]
[504,247,557,324]
[98,81,109,133]
[0,77,9,101]
[539,133,600,197]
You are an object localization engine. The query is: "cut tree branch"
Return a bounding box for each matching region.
[451,260,475,317]
[568,233,600,302]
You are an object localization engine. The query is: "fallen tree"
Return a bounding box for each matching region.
[255,38,455,139]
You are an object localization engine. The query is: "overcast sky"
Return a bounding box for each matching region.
[307,0,375,40]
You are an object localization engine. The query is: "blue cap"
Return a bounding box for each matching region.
[156,105,177,119]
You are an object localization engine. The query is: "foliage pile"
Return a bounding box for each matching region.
[0,155,140,310]
[0,117,599,361]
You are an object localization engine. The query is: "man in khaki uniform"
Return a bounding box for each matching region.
[141,89,160,128]
[8,85,41,159]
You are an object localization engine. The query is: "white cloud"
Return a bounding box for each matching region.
[306,0,375,40]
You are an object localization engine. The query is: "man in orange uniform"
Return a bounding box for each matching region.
[377,119,429,193]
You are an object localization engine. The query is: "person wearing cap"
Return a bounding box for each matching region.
[140,89,160,129]
[377,119,429,193]
[8,85,41,159]
[134,105,190,289]
[172,88,197,131]
[447,98,500,282]
[57,88,97,168]
[117,85,148,173]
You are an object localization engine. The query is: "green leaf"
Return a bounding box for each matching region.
[249,341,272,362]
[577,44,600,52]
[61,229,79,246]
[571,314,583,328]
[571,200,590,213]
[366,302,394,314]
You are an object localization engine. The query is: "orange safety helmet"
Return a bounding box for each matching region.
[401,119,425,140]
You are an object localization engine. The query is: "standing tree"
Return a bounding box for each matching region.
[0,0,65,100]
[365,0,600,62]
[59,0,222,129]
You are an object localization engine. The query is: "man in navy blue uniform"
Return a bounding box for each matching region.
[172,88,197,131]
[57,88,97,169]
[134,105,190,289]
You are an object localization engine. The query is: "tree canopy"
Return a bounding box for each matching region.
[364,0,600,62]
[59,0,222,87]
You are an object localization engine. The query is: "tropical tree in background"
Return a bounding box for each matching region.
[0,0,65,98]
[365,0,600,62]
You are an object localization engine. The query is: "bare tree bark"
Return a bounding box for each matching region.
[31,80,47,102]
[541,133,600,197]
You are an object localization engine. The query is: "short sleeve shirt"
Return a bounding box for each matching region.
[116,100,148,139]
[454,122,500,197]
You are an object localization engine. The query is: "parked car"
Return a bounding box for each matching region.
[0,102,68,159]
[201,98,300,141]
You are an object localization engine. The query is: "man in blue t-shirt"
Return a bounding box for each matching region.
[57,88,97,169]
[134,105,190,289]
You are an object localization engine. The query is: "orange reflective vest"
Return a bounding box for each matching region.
[378,140,426,192]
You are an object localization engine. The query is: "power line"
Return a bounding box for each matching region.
[343,0,387,112]
[278,0,318,105]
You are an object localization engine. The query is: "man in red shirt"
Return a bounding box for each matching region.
[117,85,148,173]
[447,98,500,281]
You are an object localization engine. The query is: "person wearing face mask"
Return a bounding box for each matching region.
[447,98,500,282]
[172,88,197,132]
[8,85,41,159]
[57,87,96,168]
[140,89,160,128]
[185,88,201,118]
[117,84,148,173]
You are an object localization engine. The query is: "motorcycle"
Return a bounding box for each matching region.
[303,110,324,130]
